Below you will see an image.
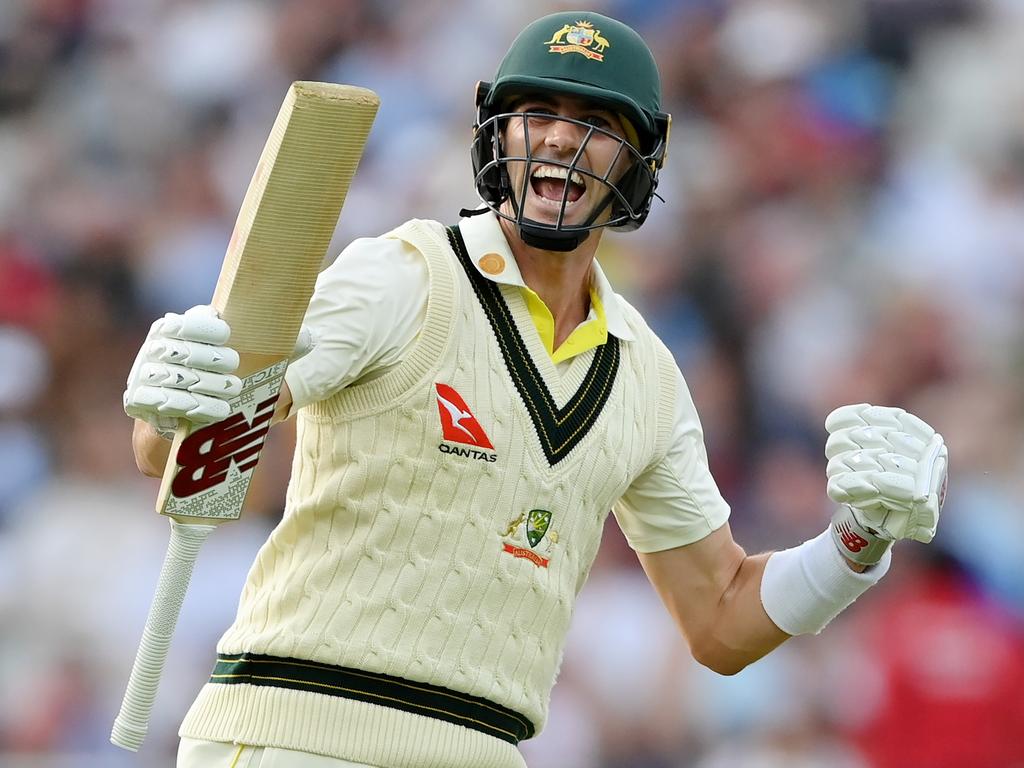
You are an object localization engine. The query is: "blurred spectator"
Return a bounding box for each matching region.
[839,551,1024,768]
[1,0,1022,765]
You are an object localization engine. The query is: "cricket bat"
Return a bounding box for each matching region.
[110,81,379,751]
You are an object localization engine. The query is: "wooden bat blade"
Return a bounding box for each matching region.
[158,81,379,523]
[214,82,379,356]
[112,81,378,753]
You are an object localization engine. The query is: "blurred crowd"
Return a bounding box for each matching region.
[1,0,1023,766]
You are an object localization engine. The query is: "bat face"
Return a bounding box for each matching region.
[161,359,285,519]
[157,82,379,522]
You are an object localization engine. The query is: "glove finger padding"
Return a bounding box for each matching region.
[126,386,232,424]
[904,434,947,543]
[824,403,948,546]
[140,363,243,398]
[825,403,906,432]
[826,403,936,442]
[827,470,917,506]
[825,427,927,460]
[915,434,945,500]
[147,338,240,374]
[124,304,240,435]
[826,450,920,479]
[155,304,231,345]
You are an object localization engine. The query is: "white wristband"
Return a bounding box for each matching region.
[760,528,891,636]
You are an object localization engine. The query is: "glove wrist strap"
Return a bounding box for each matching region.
[830,506,893,566]
[761,529,891,635]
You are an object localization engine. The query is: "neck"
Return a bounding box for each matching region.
[499,215,600,347]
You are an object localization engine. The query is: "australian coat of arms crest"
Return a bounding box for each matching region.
[544,20,610,61]
[501,509,559,568]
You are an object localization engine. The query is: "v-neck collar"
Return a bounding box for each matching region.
[457,210,635,343]
[447,223,620,467]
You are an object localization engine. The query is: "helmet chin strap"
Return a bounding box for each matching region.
[508,179,618,253]
[517,223,588,252]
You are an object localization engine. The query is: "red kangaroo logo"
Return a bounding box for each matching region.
[171,395,278,498]
[435,383,493,449]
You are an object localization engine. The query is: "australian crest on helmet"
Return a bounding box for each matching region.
[543,20,609,61]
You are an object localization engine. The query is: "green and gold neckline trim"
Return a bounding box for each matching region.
[447,225,619,466]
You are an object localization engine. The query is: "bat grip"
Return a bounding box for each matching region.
[110,519,215,751]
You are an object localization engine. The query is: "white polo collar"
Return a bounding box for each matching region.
[456,210,635,342]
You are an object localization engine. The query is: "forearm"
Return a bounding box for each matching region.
[132,419,171,477]
[640,522,887,677]
[686,539,871,669]
[695,551,790,675]
[639,528,788,676]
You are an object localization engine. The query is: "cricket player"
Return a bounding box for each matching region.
[124,11,948,768]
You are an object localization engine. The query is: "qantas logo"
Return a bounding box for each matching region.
[435,383,496,460]
[171,395,277,498]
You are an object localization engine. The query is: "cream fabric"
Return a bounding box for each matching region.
[285,211,729,553]
[182,217,728,766]
[177,737,377,767]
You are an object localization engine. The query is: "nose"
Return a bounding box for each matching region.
[543,117,585,154]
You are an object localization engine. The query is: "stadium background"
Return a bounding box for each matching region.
[1,0,1023,766]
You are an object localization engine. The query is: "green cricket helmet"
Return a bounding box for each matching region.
[471,11,671,251]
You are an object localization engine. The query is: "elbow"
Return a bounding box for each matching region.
[689,638,754,677]
[698,656,750,677]
[693,652,749,677]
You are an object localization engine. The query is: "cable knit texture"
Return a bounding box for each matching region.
[181,219,679,767]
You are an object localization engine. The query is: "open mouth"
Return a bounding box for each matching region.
[529,164,587,205]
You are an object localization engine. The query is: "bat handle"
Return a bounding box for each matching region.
[111,519,215,751]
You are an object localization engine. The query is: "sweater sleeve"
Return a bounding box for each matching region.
[285,236,428,412]
[613,364,730,553]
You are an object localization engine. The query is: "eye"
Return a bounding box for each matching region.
[512,100,552,114]
[582,114,612,129]
[521,107,556,127]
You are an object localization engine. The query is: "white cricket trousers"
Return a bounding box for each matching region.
[177,737,377,767]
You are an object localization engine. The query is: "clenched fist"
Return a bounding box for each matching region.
[123,305,242,437]
[824,403,948,564]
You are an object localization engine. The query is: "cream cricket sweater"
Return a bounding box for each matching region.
[181,219,679,767]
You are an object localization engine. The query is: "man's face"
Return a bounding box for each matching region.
[499,92,636,230]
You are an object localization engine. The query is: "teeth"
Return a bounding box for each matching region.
[531,165,585,187]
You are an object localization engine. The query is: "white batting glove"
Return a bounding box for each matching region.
[824,404,948,565]
[124,305,242,438]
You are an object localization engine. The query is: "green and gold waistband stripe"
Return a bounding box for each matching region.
[209,653,534,744]
[447,225,619,466]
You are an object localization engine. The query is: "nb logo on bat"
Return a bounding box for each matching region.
[171,395,278,498]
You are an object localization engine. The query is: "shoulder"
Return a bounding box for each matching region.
[610,291,648,333]
[318,221,437,288]
[315,225,432,301]
[382,218,452,251]
[331,223,430,269]
[609,292,681,448]
[610,292,675,364]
